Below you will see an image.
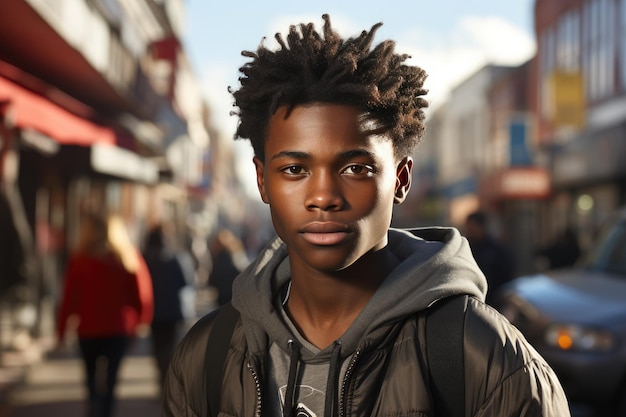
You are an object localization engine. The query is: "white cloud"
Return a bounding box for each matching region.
[459,16,535,64]
[397,15,535,111]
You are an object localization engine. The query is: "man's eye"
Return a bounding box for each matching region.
[282,166,305,175]
[344,165,373,175]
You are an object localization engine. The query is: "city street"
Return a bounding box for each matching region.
[0,336,162,417]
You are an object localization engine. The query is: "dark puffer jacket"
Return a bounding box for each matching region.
[163,228,569,417]
[163,296,568,417]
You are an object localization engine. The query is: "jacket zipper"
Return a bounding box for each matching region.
[247,361,262,417]
[339,349,361,417]
[246,348,362,417]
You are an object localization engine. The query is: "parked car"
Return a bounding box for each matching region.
[494,208,626,417]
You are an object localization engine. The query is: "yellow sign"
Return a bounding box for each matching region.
[548,71,586,128]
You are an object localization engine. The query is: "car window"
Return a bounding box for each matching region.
[585,218,626,276]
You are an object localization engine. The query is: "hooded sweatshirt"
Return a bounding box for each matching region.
[231,227,487,416]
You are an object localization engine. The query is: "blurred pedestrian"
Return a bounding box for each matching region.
[208,228,249,306]
[143,222,196,390]
[464,211,515,305]
[535,226,581,270]
[57,213,153,417]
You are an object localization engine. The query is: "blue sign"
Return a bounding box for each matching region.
[509,119,533,166]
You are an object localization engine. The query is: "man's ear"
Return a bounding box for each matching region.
[394,156,413,204]
[253,156,269,204]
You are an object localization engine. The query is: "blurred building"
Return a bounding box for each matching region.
[402,0,626,277]
[432,64,515,227]
[411,63,551,276]
[533,0,626,250]
[481,61,551,276]
[0,0,236,359]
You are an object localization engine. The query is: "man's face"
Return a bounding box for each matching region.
[254,103,412,273]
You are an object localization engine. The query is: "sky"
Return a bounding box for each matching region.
[181,0,537,194]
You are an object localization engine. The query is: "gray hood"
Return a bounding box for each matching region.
[231,227,487,361]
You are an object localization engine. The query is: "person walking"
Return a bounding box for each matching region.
[57,213,153,417]
[535,226,581,270]
[207,228,249,306]
[464,211,515,305]
[143,222,196,390]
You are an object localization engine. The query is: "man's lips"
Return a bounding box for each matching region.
[300,222,351,245]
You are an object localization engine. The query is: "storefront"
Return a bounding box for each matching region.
[1,71,161,351]
[548,123,626,250]
[479,167,552,276]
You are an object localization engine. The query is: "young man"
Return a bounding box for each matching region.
[163,15,570,417]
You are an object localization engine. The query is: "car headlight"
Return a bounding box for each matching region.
[545,324,616,352]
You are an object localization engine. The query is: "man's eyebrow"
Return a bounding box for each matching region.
[270,149,376,161]
[340,149,376,159]
[270,151,311,160]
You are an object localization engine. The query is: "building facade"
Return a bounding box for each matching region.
[421,62,551,277]
[0,0,220,356]
[533,0,626,251]
[409,0,626,277]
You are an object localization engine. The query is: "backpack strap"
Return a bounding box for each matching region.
[205,302,240,417]
[426,294,468,417]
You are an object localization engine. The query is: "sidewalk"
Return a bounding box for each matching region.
[0,336,162,417]
[0,288,218,417]
[0,334,50,407]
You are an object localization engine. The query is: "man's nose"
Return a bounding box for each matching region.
[304,171,344,211]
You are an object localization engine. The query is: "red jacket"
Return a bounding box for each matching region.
[57,251,154,340]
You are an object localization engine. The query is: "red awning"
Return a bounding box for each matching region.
[0,75,116,146]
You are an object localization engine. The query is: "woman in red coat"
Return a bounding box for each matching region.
[57,213,153,417]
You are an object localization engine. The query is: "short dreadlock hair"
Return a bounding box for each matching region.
[231,14,428,160]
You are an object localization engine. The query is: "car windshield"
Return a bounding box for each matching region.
[584,217,626,276]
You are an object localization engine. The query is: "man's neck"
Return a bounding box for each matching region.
[285,248,399,349]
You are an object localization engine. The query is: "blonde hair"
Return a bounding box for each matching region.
[106,215,140,273]
[76,213,140,273]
